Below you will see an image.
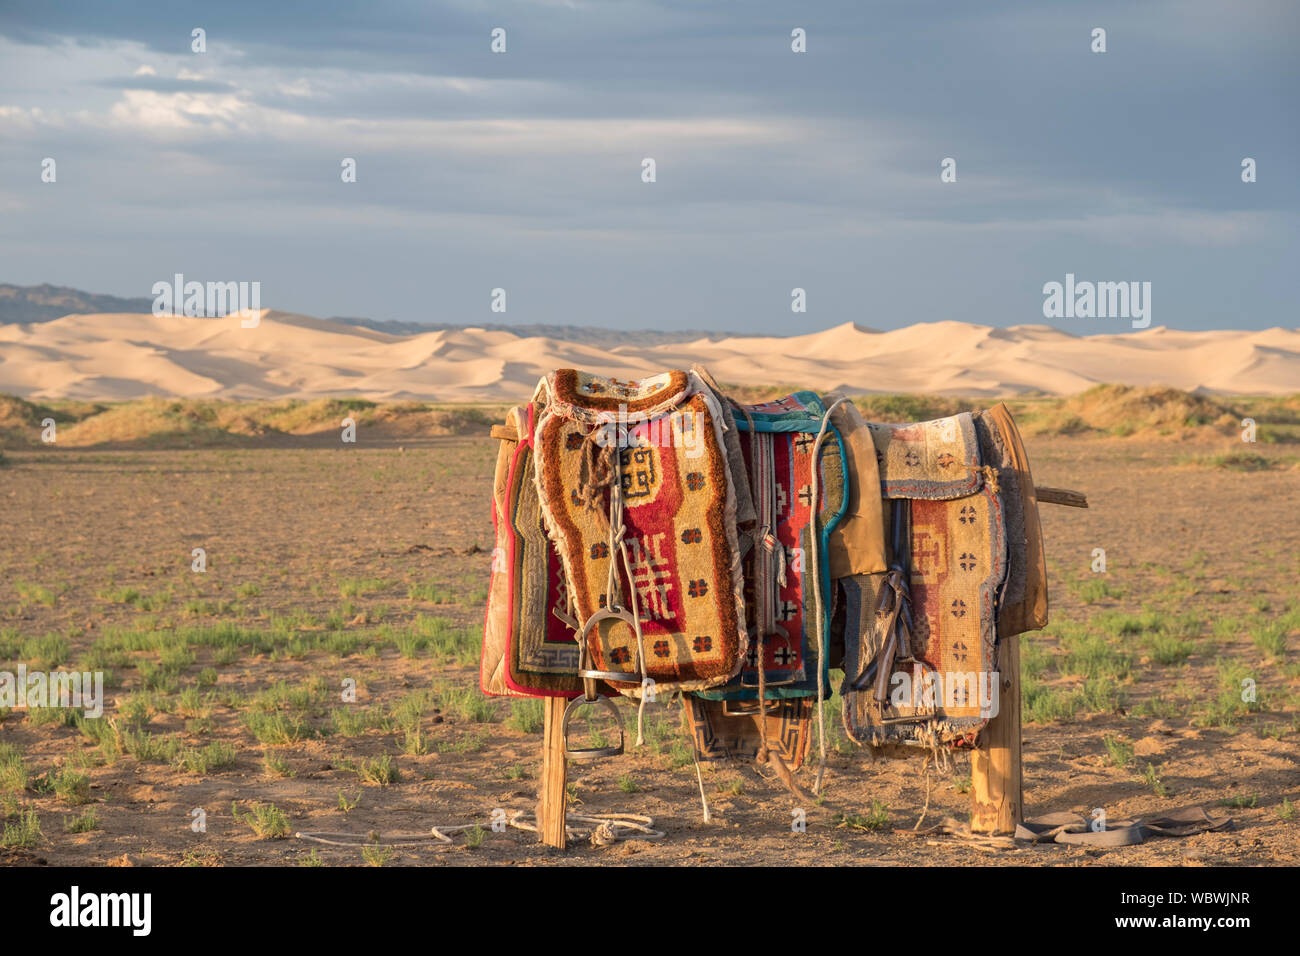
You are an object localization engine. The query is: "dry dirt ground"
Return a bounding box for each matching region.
[1,434,1297,867]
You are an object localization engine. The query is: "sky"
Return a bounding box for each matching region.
[0,0,1297,334]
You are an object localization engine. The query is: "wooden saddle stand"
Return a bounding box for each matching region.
[481,367,1088,848]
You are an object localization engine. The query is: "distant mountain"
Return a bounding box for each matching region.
[0,284,155,324]
[0,284,748,346]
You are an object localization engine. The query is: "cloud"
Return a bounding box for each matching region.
[0,3,1295,332]
[95,74,237,93]
[103,88,252,132]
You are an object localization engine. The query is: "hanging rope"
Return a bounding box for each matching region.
[574,422,650,741]
[690,747,712,824]
[605,434,651,747]
[808,397,848,796]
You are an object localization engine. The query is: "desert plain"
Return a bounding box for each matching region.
[0,312,1297,866]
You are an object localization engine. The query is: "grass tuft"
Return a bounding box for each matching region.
[231,800,291,839]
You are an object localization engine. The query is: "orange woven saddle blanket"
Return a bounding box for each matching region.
[532,369,748,694]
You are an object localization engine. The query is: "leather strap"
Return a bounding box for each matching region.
[853,499,915,705]
[1140,806,1235,837]
[1014,808,1233,846]
[1014,812,1143,847]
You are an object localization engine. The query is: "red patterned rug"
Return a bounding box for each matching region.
[481,404,587,698]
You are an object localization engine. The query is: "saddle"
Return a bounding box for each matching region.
[838,405,1048,751]
[480,366,1051,775]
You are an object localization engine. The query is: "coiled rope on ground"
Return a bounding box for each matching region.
[294,809,664,849]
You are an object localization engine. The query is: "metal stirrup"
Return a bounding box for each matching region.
[562,695,624,761]
[562,607,639,761]
[574,607,643,686]
[722,697,783,717]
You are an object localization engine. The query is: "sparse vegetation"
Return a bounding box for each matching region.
[330,706,381,738]
[1103,735,1134,768]
[508,698,544,734]
[338,577,391,599]
[433,682,496,723]
[357,753,400,787]
[232,800,292,839]
[174,741,238,775]
[20,633,70,668]
[837,801,890,832]
[1219,793,1258,810]
[15,581,57,607]
[465,824,487,850]
[63,808,100,833]
[32,766,92,805]
[1198,658,1262,729]
[263,751,296,778]
[1193,452,1275,471]
[1,808,43,848]
[3,389,1298,866]
[1077,579,1122,604]
[362,844,396,866]
[1141,763,1170,798]
[1146,628,1195,665]
[1022,676,1081,723]
[0,744,29,794]
[0,394,502,448]
[245,712,314,746]
[1253,621,1289,660]
[407,583,456,603]
[1057,628,1133,680]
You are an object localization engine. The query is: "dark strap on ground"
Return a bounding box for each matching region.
[1014,807,1233,846]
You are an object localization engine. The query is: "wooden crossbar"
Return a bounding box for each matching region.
[1036,486,1088,508]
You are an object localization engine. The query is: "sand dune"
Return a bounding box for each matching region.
[0,310,1296,402]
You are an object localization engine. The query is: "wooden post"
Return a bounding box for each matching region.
[971,633,1022,834]
[538,696,568,849]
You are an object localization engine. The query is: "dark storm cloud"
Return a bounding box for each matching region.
[0,0,1295,331]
